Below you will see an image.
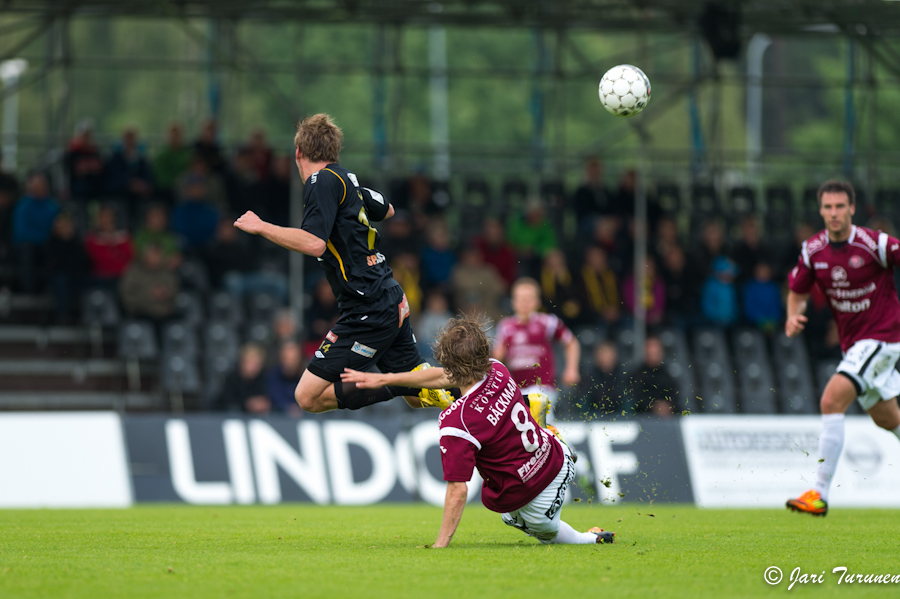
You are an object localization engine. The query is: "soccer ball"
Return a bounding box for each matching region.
[598,65,651,117]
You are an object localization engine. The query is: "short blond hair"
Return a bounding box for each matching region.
[294,113,342,163]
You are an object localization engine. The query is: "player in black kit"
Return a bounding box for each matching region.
[234,113,452,413]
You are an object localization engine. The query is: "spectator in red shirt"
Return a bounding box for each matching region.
[84,204,134,289]
[474,217,517,289]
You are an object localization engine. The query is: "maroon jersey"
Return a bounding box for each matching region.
[789,225,900,352]
[439,360,565,513]
[495,313,574,388]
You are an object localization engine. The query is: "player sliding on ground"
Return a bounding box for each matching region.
[234,114,452,413]
[785,180,900,516]
[342,316,615,547]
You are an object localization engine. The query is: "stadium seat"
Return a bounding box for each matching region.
[208,291,244,324]
[765,185,794,214]
[615,328,638,374]
[773,335,817,414]
[244,320,272,346]
[118,320,158,360]
[161,321,199,358]
[696,361,737,413]
[657,327,695,412]
[727,186,757,216]
[204,321,240,363]
[118,319,158,391]
[464,178,491,206]
[178,259,210,292]
[247,292,282,324]
[655,183,682,214]
[691,184,720,216]
[732,329,777,414]
[203,353,235,408]
[500,178,528,216]
[160,353,202,411]
[431,180,452,211]
[692,328,736,413]
[173,290,204,327]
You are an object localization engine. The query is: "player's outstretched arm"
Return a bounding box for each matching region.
[432,481,468,548]
[341,367,452,390]
[785,291,810,337]
[561,337,581,386]
[234,211,326,257]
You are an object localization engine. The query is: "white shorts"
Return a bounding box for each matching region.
[836,339,900,411]
[500,440,574,544]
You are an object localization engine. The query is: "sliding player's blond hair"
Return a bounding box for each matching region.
[294,113,342,163]
[433,315,492,386]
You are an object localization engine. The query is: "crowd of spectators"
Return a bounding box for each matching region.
[0,120,870,416]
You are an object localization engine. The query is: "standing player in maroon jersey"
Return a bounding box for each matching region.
[785,180,900,516]
[341,316,614,547]
[493,277,581,421]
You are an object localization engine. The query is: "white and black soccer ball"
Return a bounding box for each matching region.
[598,64,651,117]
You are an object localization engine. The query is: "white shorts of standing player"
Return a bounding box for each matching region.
[500,440,574,543]
[836,339,900,411]
[520,385,559,425]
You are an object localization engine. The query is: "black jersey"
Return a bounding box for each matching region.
[301,164,393,309]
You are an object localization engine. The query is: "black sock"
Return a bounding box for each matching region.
[334,381,394,410]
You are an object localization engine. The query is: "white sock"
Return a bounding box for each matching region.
[891,425,900,442]
[551,520,597,545]
[814,413,845,502]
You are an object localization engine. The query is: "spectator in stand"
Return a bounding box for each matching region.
[211,343,270,414]
[265,154,292,227]
[84,204,134,289]
[64,118,104,200]
[732,216,774,287]
[582,340,625,418]
[152,123,192,203]
[589,216,628,277]
[621,257,666,326]
[305,276,340,344]
[742,262,783,334]
[420,221,456,291]
[572,156,612,234]
[700,255,739,327]
[193,119,226,173]
[540,248,582,327]
[507,197,557,278]
[271,308,300,351]
[614,169,636,217]
[45,213,89,324]
[577,245,621,331]
[228,146,265,219]
[119,243,180,322]
[450,246,505,321]
[416,289,452,362]
[691,219,728,285]
[104,127,154,202]
[379,209,419,261]
[0,151,18,288]
[248,129,273,182]
[654,215,681,258]
[134,203,181,271]
[390,251,423,315]
[659,244,696,327]
[178,153,229,215]
[266,340,304,416]
[12,172,59,293]
[627,336,677,417]
[172,174,219,251]
[474,217,517,290]
[201,219,255,287]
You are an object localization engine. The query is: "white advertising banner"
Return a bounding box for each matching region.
[0,412,133,508]
[681,415,900,508]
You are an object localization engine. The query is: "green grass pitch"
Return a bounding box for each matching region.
[1,504,899,598]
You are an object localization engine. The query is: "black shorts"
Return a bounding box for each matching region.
[306,284,424,383]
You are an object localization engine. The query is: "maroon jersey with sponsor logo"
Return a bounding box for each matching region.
[789,225,900,352]
[439,360,565,513]
[495,313,574,388]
